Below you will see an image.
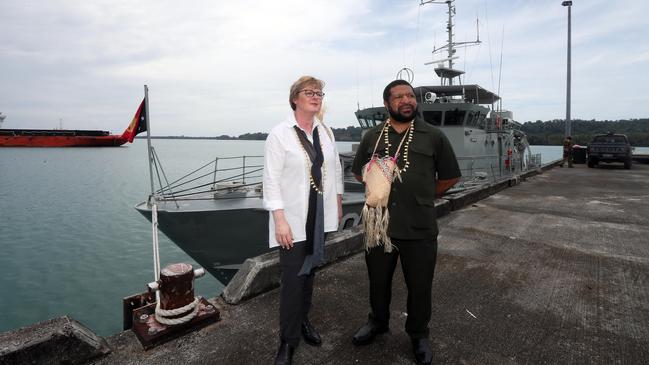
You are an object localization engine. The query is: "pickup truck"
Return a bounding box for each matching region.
[587,132,633,169]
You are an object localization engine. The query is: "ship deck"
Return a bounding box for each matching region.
[10,162,649,364]
[135,191,367,213]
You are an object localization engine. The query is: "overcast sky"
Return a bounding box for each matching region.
[1,0,647,136]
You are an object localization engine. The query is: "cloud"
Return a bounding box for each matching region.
[1,0,647,135]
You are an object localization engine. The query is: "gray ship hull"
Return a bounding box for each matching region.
[135,192,366,284]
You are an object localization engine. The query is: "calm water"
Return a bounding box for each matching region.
[0,139,355,336]
[0,141,646,336]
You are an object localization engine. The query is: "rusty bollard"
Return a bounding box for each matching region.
[130,263,218,349]
[160,263,195,312]
[149,263,206,326]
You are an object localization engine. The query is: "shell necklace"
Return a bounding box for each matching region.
[294,125,326,195]
[383,119,414,177]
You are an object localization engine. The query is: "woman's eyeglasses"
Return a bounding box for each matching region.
[300,90,325,98]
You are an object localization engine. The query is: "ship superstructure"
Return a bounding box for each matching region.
[355,0,539,185]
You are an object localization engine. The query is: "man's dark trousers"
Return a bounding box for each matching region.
[365,237,438,339]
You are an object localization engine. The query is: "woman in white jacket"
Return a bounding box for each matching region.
[263,76,343,365]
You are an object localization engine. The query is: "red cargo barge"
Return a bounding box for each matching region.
[0,99,147,147]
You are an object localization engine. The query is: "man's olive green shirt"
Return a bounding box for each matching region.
[352,118,461,240]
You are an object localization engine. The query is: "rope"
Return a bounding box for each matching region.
[152,203,200,326]
[151,202,160,282]
[155,296,201,326]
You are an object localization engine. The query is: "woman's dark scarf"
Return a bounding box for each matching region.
[293,126,325,276]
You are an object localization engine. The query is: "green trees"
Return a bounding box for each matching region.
[520,118,649,146]
[214,119,648,145]
[329,126,363,141]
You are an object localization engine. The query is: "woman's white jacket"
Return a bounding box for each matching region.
[263,115,343,248]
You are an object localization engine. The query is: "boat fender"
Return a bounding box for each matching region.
[505,148,512,169]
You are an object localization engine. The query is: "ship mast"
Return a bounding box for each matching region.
[421,0,481,86]
[0,113,6,128]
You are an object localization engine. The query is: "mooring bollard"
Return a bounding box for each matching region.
[159,263,196,316]
[147,263,206,325]
[126,263,218,349]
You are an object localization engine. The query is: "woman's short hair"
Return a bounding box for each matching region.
[289,76,325,111]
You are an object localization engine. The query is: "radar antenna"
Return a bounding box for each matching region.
[420,0,481,85]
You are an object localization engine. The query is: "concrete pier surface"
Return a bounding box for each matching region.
[86,163,649,365]
[5,163,648,364]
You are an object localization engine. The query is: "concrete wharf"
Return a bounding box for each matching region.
[2,162,649,364]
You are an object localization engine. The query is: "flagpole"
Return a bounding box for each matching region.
[144,85,155,198]
[143,85,161,286]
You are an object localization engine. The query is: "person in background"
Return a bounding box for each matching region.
[263,76,343,365]
[561,136,574,167]
[351,79,461,365]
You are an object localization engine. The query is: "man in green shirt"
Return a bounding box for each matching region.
[351,80,461,365]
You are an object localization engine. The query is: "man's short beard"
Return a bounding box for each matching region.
[388,105,418,123]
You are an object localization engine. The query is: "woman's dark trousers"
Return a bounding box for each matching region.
[279,240,314,346]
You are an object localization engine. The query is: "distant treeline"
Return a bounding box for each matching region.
[145,118,649,146]
[238,119,649,145]
[520,118,649,146]
[232,127,363,141]
[144,126,363,141]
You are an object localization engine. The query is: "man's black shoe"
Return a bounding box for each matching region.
[411,338,433,365]
[274,341,295,365]
[301,319,322,346]
[351,321,388,346]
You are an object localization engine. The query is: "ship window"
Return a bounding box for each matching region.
[358,118,367,128]
[372,114,386,126]
[476,113,486,129]
[444,109,466,126]
[466,111,479,127]
[423,111,443,126]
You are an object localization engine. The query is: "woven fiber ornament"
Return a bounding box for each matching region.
[361,156,398,252]
[360,120,412,252]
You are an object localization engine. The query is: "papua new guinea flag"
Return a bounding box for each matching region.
[121,99,147,142]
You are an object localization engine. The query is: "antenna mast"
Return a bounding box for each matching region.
[421,0,481,85]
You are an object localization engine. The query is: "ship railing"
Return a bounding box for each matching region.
[149,152,264,202]
[454,173,490,191]
[457,151,535,187]
[527,153,542,168]
[457,154,501,183]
